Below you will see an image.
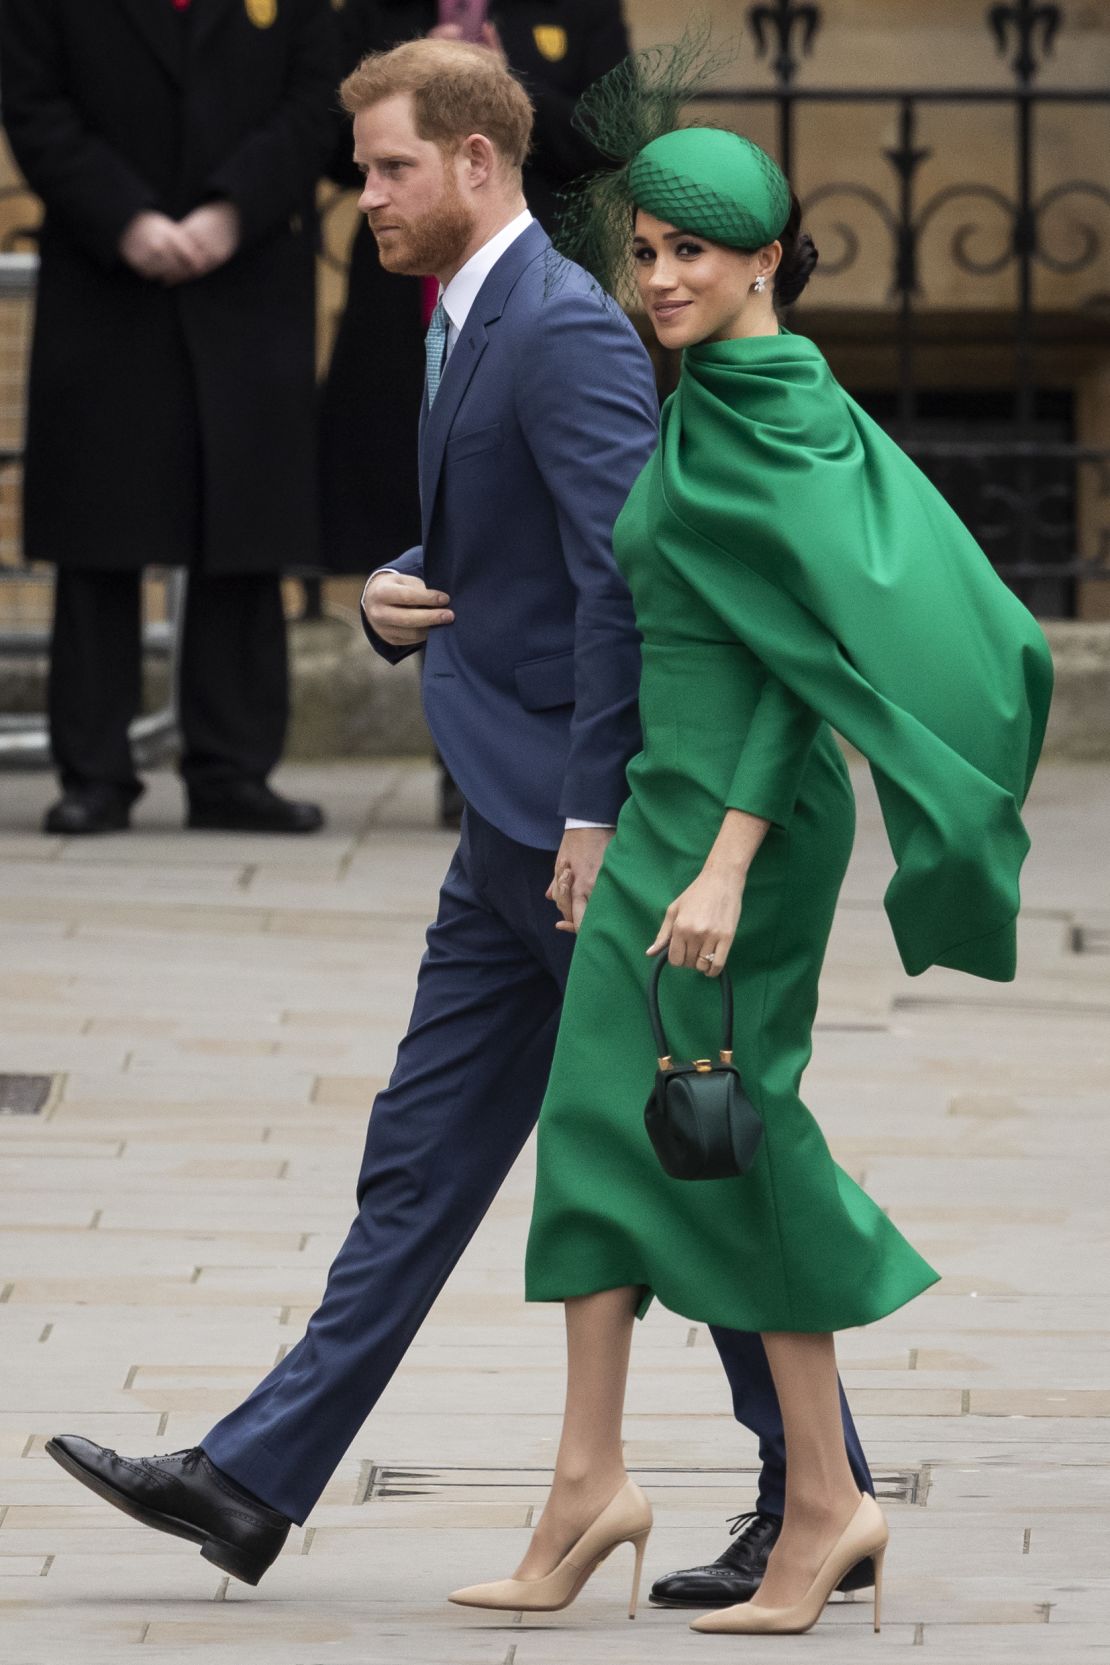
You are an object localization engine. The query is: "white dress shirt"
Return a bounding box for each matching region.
[439,207,533,360]
[377,208,612,833]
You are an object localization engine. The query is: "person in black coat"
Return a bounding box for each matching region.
[0,0,338,834]
[318,0,631,576]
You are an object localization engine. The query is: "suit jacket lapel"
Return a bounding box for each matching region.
[418,221,549,545]
[114,0,185,84]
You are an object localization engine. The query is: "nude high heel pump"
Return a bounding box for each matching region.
[449,1478,653,1618]
[690,1492,888,1636]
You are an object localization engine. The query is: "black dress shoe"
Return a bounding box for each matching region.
[43,785,135,836]
[45,1436,291,1585]
[649,1510,876,1608]
[186,781,324,834]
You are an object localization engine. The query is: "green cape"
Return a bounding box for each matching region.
[655,332,1054,981]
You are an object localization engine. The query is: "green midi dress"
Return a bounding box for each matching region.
[525,332,1053,1333]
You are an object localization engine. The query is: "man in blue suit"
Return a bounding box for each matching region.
[46,36,873,1604]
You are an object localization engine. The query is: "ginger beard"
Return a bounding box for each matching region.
[370,161,477,277]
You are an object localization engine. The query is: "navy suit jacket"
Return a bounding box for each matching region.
[364,221,660,850]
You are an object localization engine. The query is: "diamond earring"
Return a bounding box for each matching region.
[753,274,768,294]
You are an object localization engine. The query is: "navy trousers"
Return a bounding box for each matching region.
[203,811,873,1524]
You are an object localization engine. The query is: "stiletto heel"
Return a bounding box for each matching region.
[691,1493,889,1637]
[872,1544,886,1633]
[449,1478,653,1615]
[628,1527,650,1619]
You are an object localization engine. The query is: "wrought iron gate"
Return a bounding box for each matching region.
[698,0,1110,617]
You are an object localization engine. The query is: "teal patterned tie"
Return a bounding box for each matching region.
[425,300,449,405]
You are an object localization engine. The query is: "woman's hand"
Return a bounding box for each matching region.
[647,866,744,977]
[647,808,771,977]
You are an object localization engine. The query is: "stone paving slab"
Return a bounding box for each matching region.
[1,760,1109,1664]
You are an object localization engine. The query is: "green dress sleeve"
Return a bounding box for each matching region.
[725,673,820,828]
[652,335,1054,984]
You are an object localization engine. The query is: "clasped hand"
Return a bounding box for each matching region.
[118,204,241,285]
[548,827,615,935]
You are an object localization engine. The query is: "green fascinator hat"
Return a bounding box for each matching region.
[557,28,793,303]
[630,128,791,251]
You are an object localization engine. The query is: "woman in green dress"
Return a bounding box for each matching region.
[449,102,1053,1636]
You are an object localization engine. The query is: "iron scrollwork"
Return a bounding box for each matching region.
[1032,181,1110,280]
[797,182,898,281]
[806,174,1109,291]
[906,444,1110,584]
[747,1,822,88]
[914,183,1019,280]
[988,0,1062,84]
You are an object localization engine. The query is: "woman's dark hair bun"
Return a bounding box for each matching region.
[773,193,818,307]
[776,232,818,306]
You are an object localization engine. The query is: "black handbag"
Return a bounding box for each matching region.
[643,956,764,1181]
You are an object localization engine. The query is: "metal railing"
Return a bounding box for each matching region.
[699,0,1110,616]
[2,1,1107,651]
[0,252,183,769]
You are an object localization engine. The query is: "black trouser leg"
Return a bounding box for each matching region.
[48,569,143,799]
[178,573,289,793]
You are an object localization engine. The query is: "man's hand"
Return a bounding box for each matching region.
[119,212,203,284]
[119,205,240,284]
[177,203,241,279]
[361,571,455,648]
[547,826,615,934]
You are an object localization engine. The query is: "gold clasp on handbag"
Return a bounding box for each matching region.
[648,961,736,1077]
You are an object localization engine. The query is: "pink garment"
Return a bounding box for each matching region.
[420,275,439,328]
[438,0,488,40]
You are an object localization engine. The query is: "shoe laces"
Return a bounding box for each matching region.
[719,1510,781,1571]
[161,1448,202,1469]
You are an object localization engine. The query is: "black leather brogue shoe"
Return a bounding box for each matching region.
[46,1436,291,1585]
[651,1511,782,1608]
[650,1510,876,1608]
[43,785,135,836]
[186,780,324,834]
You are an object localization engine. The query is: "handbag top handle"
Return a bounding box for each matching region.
[648,955,735,1072]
